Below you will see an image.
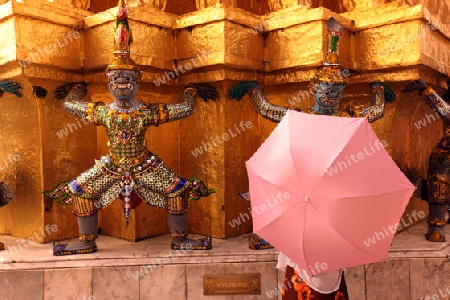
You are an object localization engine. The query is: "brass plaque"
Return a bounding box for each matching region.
[203,273,261,295]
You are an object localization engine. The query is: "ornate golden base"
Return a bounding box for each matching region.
[426,229,445,242]
[171,236,212,250]
[249,235,274,250]
[52,241,98,256]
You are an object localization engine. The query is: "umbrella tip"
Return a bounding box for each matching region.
[305,196,310,202]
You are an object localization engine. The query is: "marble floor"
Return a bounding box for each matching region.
[0,221,449,300]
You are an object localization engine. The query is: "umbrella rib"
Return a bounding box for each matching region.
[313,190,409,202]
[339,234,388,260]
[312,206,391,261]
[298,204,384,273]
[311,129,363,197]
[310,121,370,199]
[289,127,307,198]
[250,172,302,202]
[248,172,303,233]
[300,203,309,268]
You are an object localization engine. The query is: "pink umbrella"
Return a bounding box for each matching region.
[246,110,415,276]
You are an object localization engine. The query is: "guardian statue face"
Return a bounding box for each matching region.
[106,69,139,99]
[311,81,346,114]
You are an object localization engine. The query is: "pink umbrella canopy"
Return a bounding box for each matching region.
[246,110,415,276]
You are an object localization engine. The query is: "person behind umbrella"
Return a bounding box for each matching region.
[403,79,450,242]
[228,18,395,299]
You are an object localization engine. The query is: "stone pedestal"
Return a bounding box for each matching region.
[0,222,449,299]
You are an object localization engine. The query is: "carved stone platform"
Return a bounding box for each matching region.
[0,221,449,300]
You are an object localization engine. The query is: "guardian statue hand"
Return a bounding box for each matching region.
[401,80,427,94]
[0,80,22,98]
[185,83,219,102]
[54,82,88,100]
[228,81,260,100]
